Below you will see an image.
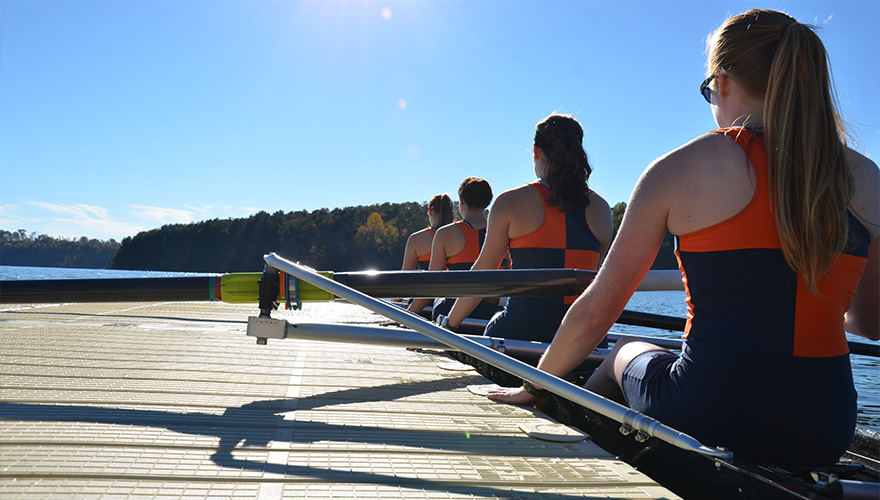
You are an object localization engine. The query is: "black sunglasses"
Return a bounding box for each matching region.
[700,74,716,103]
[700,66,732,103]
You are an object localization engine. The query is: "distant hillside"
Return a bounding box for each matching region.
[3,201,679,273]
[110,203,429,272]
[0,230,121,269]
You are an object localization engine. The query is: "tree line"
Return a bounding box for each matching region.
[2,201,679,272]
[0,230,121,269]
[110,203,429,272]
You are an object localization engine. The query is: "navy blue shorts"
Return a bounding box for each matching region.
[621,349,680,413]
[619,344,856,465]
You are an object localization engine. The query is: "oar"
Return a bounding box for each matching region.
[262,252,733,461]
[266,321,609,367]
[0,273,334,304]
[261,321,688,364]
[0,268,681,304]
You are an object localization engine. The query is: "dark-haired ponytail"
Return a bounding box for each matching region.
[535,115,592,212]
[429,194,454,231]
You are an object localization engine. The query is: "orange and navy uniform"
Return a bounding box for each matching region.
[431,221,502,320]
[415,227,435,270]
[484,181,602,343]
[446,221,484,270]
[621,128,869,465]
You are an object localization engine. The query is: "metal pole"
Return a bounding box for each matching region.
[264,252,733,461]
[281,322,608,367]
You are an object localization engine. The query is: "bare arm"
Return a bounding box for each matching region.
[845,237,879,340]
[401,233,420,271]
[408,228,452,315]
[586,192,614,259]
[445,195,513,327]
[844,150,879,340]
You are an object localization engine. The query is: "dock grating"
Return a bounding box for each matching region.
[1,301,680,499]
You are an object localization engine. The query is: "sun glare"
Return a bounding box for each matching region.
[381,7,392,20]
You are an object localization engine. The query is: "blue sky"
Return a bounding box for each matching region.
[1,0,878,243]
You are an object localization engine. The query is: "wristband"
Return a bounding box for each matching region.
[522,381,551,398]
[438,315,459,332]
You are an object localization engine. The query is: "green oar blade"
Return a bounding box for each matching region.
[219,272,335,303]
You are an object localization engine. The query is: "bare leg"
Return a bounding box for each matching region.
[585,337,671,405]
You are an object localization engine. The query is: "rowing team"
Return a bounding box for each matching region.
[398,8,878,469]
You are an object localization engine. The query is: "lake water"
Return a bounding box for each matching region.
[1,264,877,430]
[0,265,214,280]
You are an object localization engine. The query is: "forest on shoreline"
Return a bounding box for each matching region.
[2,201,679,272]
[0,230,121,269]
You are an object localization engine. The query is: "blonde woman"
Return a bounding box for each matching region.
[490,9,879,466]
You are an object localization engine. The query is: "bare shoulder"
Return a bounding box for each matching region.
[586,190,611,213]
[585,190,613,247]
[637,132,751,236]
[408,227,428,240]
[847,148,879,185]
[847,148,880,240]
[433,222,458,241]
[490,183,540,214]
[629,133,732,202]
[496,183,538,203]
[648,132,740,176]
[408,227,433,245]
[584,190,612,228]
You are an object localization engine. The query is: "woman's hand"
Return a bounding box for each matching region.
[487,386,541,406]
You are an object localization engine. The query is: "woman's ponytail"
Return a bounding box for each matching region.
[764,21,852,292]
[709,9,853,293]
[535,114,592,212]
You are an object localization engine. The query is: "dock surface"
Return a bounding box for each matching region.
[1,300,679,499]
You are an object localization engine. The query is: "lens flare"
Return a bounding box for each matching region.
[381,7,392,20]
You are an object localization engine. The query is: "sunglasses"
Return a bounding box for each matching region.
[700,74,716,103]
[700,66,732,103]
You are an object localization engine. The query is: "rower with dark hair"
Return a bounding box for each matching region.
[444,114,612,343]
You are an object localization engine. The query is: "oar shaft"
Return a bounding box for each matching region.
[264,252,732,461]
[0,268,664,304]
[333,269,597,298]
[280,322,609,366]
[0,276,221,303]
[333,268,682,296]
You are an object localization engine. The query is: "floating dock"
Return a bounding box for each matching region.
[0,300,679,499]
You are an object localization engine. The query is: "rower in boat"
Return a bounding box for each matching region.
[443,113,612,344]
[407,177,504,321]
[399,193,453,271]
[488,9,880,467]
